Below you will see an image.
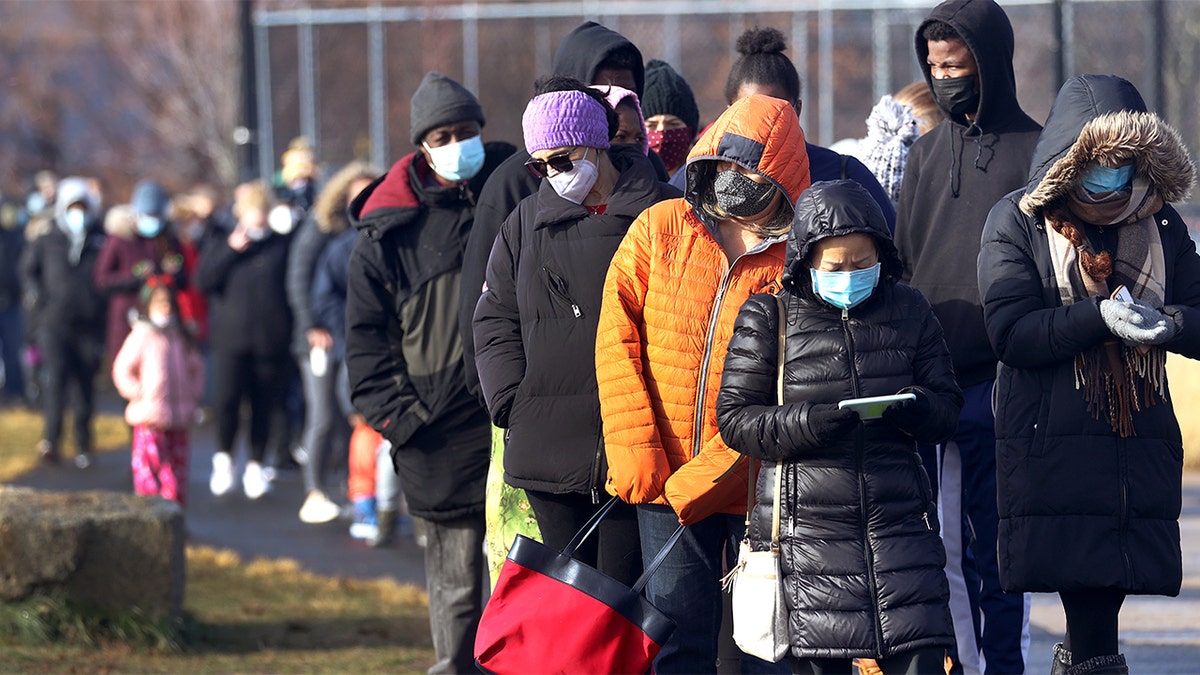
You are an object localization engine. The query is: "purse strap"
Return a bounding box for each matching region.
[563,496,619,557]
[743,295,787,545]
[564,496,687,596]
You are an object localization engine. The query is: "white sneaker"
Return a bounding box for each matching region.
[349,522,378,540]
[299,491,340,524]
[243,460,271,499]
[209,453,235,496]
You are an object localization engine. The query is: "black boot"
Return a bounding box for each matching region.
[1065,654,1127,674]
[1051,643,1071,675]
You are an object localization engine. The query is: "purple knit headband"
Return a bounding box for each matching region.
[522,90,611,154]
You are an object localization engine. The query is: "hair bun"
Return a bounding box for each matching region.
[736,27,787,56]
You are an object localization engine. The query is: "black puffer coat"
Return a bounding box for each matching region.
[717,180,961,660]
[472,145,679,499]
[979,75,1200,595]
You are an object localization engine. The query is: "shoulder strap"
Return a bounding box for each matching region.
[744,294,788,534]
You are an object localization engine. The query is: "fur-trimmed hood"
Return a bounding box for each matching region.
[1020,74,1195,216]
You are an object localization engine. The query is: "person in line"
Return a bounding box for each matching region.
[111,276,204,506]
[19,177,107,468]
[473,76,679,584]
[288,161,381,525]
[979,74,1200,675]
[833,81,942,205]
[93,180,186,366]
[345,71,513,674]
[460,20,649,402]
[596,94,809,674]
[642,58,700,187]
[0,197,26,405]
[894,2,1044,671]
[724,26,896,233]
[196,181,294,500]
[716,179,961,674]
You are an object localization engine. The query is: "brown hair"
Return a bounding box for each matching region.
[232,180,273,219]
[893,81,942,137]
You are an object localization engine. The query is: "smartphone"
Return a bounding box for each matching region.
[836,393,917,420]
[1112,285,1134,304]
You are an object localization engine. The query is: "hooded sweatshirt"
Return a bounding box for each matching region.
[978,74,1200,595]
[460,23,652,402]
[894,0,1042,387]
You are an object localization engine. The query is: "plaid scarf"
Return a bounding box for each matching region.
[1044,179,1167,437]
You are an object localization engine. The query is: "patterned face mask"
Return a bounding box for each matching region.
[713,170,776,217]
[647,127,692,172]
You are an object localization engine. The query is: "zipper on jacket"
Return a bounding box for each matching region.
[843,307,885,655]
[590,435,604,504]
[541,266,582,318]
[691,260,737,457]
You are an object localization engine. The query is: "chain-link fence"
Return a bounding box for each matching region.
[253,0,1200,207]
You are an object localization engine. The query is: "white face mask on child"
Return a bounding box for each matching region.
[149,312,171,329]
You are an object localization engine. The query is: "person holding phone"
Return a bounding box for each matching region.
[716,179,962,673]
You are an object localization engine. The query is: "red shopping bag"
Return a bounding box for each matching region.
[475,497,684,674]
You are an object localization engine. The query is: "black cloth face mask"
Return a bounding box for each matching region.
[714,170,777,217]
[931,74,980,116]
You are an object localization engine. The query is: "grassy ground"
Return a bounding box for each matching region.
[0,406,435,673]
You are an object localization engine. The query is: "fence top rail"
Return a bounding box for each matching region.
[253,0,1118,28]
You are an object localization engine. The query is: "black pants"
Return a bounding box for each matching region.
[524,490,643,587]
[211,350,290,463]
[39,329,99,452]
[791,647,947,674]
[1061,588,1126,663]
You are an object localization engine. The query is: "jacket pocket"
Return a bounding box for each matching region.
[542,266,582,319]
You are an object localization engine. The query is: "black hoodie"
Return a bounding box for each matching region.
[894,0,1043,387]
[460,22,651,402]
[344,141,513,520]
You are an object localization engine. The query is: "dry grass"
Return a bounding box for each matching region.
[0,405,129,479]
[0,407,436,673]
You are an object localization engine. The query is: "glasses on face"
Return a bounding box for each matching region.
[524,147,580,179]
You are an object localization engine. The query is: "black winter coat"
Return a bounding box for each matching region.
[345,143,513,521]
[472,146,679,498]
[717,180,960,660]
[286,217,336,356]
[979,75,1200,595]
[895,0,1043,388]
[19,224,106,337]
[196,227,293,358]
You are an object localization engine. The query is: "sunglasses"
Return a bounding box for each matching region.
[524,147,582,179]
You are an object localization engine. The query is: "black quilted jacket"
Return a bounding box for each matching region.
[716,180,962,659]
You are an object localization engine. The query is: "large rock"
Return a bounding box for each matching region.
[0,486,185,621]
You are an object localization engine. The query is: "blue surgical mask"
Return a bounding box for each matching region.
[423,135,486,182]
[137,215,163,237]
[810,263,881,310]
[64,208,87,234]
[1081,164,1135,195]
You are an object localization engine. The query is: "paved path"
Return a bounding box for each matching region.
[11,401,1200,672]
[11,410,428,587]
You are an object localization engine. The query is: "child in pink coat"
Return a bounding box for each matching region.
[112,276,205,506]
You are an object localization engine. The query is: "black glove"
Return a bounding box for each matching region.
[881,391,931,434]
[807,403,860,445]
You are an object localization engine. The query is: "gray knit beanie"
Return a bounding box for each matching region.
[642,59,699,132]
[410,72,486,145]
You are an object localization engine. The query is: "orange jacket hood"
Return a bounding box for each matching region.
[682,94,810,213]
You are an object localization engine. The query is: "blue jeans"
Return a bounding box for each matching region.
[0,306,24,399]
[422,513,486,675]
[940,380,1030,674]
[637,504,789,674]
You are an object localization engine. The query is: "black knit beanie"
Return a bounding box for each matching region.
[641,59,700,132]
[410,72,486,145]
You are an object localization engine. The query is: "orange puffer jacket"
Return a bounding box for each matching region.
[596,95,810,525]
